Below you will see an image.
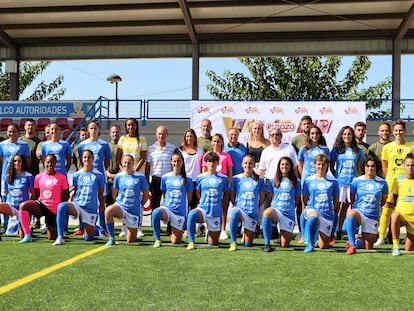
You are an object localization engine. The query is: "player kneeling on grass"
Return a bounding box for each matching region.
[105,155,149,245]
[390,153,414,256]
[344,155,388,255]
[19,154,70,243]
[186,151,229,250]
[152,151,193,247]
[301,154,339,253]
[54,150,105,245]
[228,154,265,252]
[262,157,300,252]
[0,154,34,241]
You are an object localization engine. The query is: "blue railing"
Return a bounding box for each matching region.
[98,98,414,121]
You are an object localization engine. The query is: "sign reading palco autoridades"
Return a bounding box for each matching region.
[0,101,95,118]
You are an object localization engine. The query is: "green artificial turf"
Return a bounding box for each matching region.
[0,228,413,310]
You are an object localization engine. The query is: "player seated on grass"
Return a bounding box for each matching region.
[228,154,265,252]
[262,156,300,252]
[19,154,69,243]
[390,153,414,256]
[105,155,149,245]
[301,154,339,253]
[53,150,105,245]
[0,154,34,241]
[186,151,229,250]
[152,151,193,248]
[345,155,388,255]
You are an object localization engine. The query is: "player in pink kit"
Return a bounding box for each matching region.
[19,154,69,242]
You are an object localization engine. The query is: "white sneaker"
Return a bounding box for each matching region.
[137,228,145,238]
[118,225,127,237]
[374,238,384,246]
[53,236,65,246]
[219,231,229,240]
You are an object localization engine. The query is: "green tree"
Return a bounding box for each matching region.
[206,56,392,118]
[0,61,65,100]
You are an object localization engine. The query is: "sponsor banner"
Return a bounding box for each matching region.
[0,101,95,118]
[191,101,366,147]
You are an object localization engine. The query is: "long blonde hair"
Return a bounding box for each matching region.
[247,120,269,147]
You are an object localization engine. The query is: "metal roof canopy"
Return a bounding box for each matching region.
[0,0,413,116]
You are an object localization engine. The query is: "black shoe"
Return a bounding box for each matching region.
[271,226,279,239]
[0,234,2,241]
[263,244,273,252]
[336,231,343,241]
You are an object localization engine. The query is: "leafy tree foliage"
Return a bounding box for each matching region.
[0,61,65,100]
[206,56,392,118]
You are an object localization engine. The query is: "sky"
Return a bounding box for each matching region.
[18,55,414,105]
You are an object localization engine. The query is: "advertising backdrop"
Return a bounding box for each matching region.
[191,101,366,147]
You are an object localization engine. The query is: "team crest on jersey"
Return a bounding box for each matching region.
[395,158,403,166]
[134,178,139,184]
[366,183,374,191]
[43,189,52,199]
[51,144,62,152]
[8,146,18,153]
[376,182,382,189]
[280,181,288,189]
[397,148,403,154]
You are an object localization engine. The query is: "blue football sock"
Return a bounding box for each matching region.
[300,212,307,244]
[244,242,253,247]
[151,208,162,241]
[229,209,241,243]
[356,239,363,249]
[306,216,318,246]
[84,235,94,241]
[345,216,357,246]
[262,217,273,245]
[56,202,69,237]
[331,213,338,238]
[187,210,198,243]
[98,211,106,229]
[106,222,115,238]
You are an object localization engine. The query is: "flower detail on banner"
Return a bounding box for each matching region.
[245,106,259,113]
[320,106,333,114]
[221,106,235,113]
[294,106,309,114]
[270,106,283,114]
[344,107,359,114]
[197,106,210,113]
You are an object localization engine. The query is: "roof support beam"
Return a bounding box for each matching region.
[392,39,401,119]
[178,0,198,45]
[395,2,414,40]
[192,44,199,100]
[0,29,18,50]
